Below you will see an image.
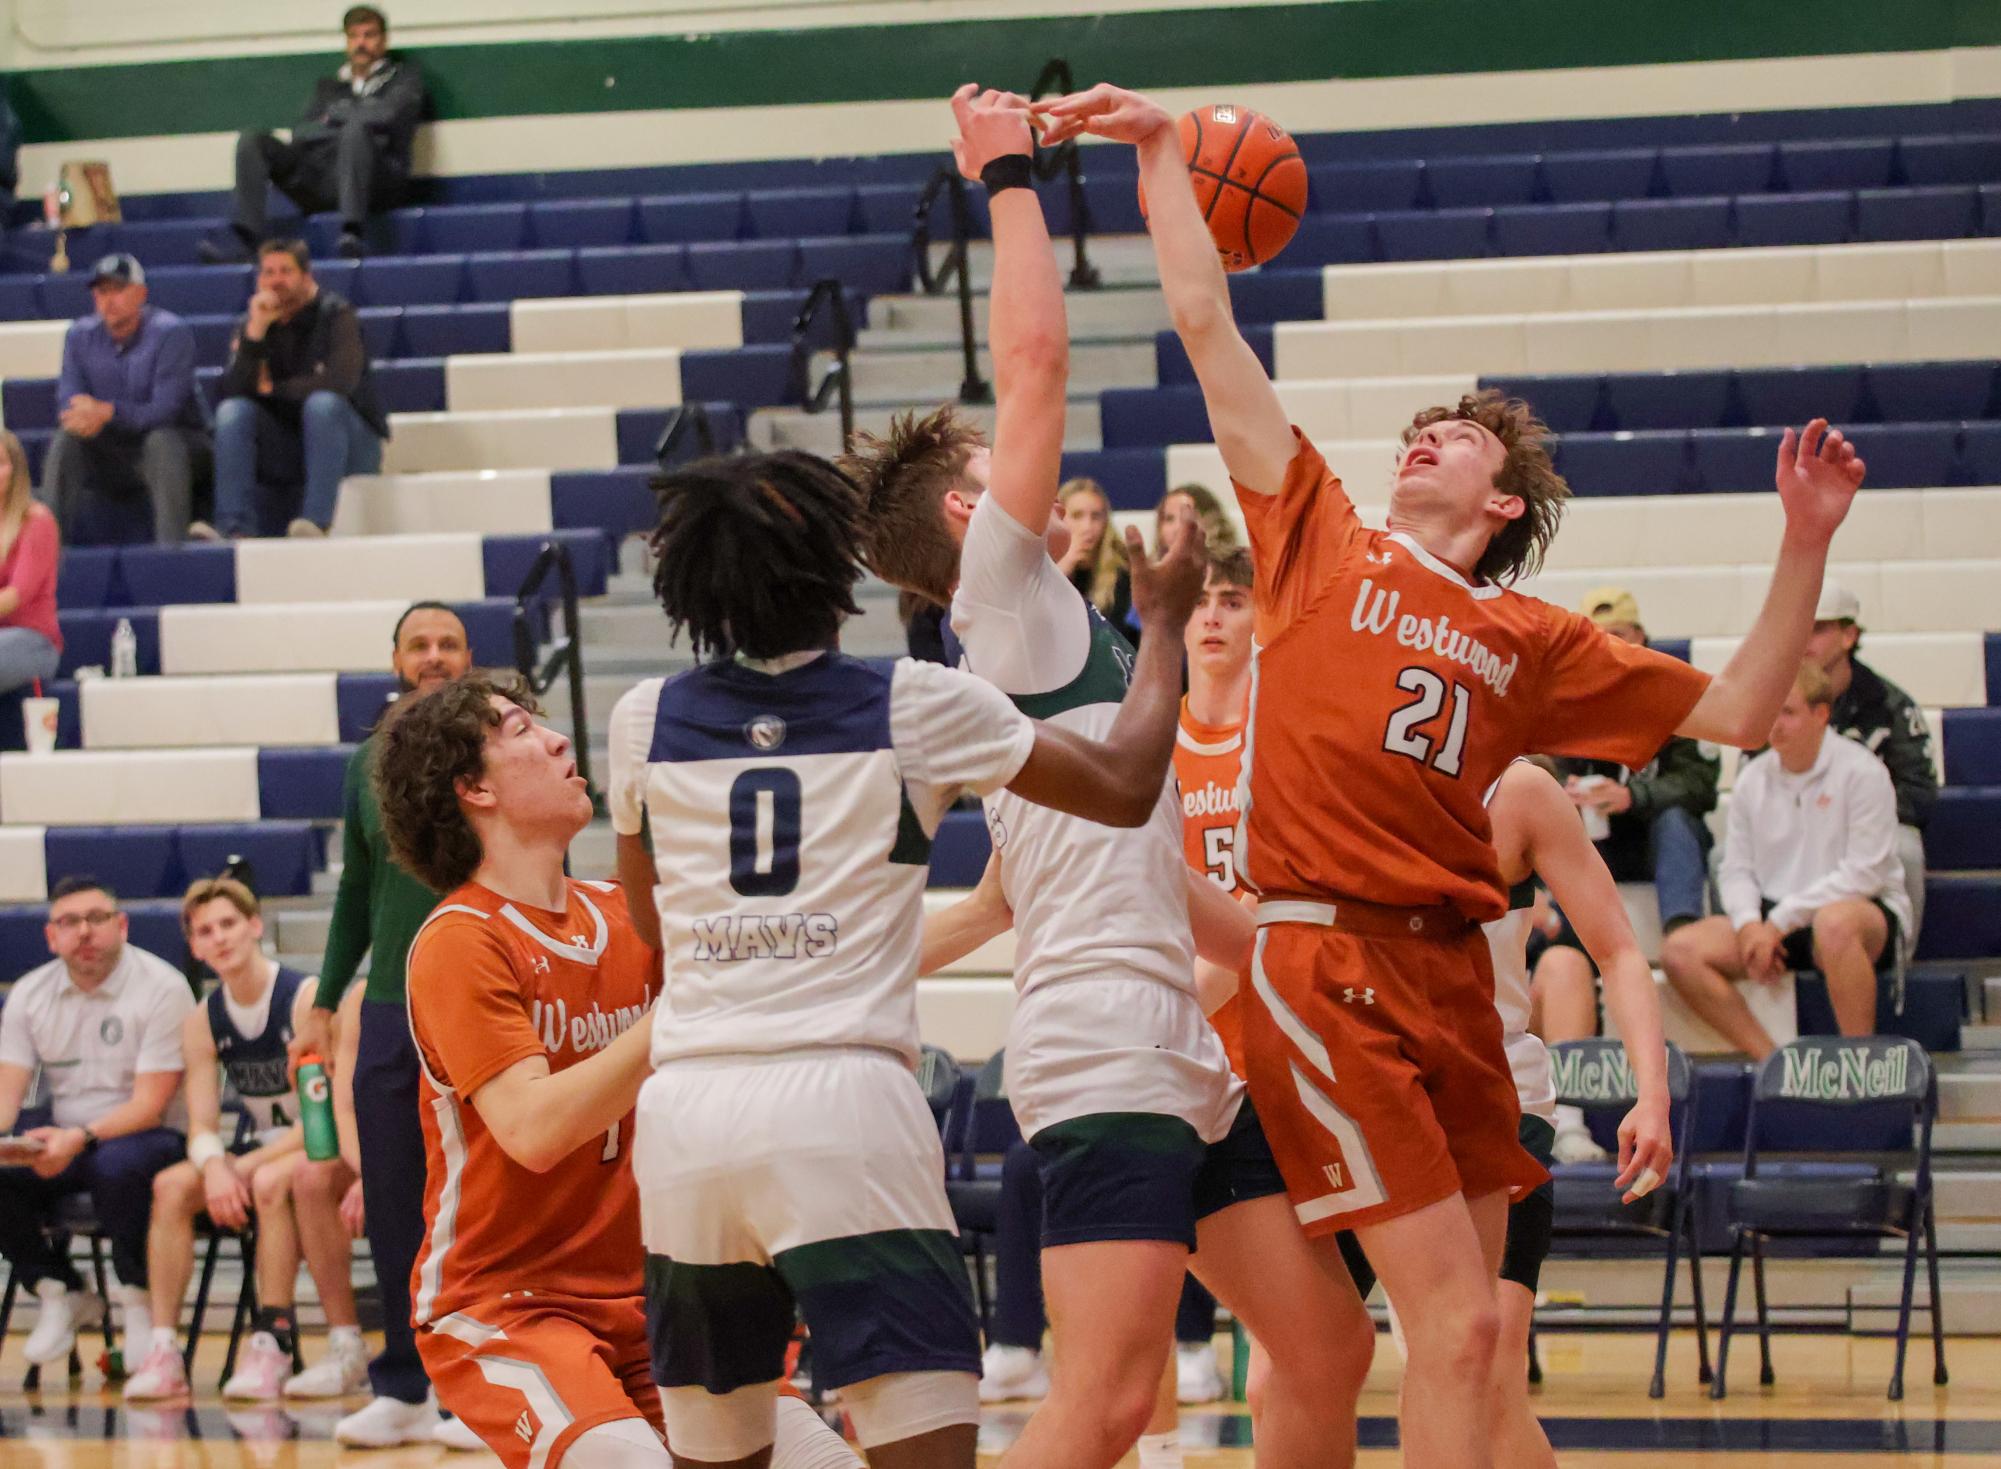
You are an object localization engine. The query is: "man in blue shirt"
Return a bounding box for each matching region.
[43,254,209,545]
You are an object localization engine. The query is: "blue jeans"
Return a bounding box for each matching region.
[1603,804,1710,931]
[213,391,382,536]
[0,626,60,696]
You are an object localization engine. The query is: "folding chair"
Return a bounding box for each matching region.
[915,1044,968,1148]
[1541,1039,1708,1396]
[1711,1035,1945,1401]
[944,1051,1019,1335]
[184,1104,301,1387]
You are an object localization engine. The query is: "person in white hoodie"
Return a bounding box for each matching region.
[1662,658,1910,1059]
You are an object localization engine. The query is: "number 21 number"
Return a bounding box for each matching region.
[1382,668,1470,777]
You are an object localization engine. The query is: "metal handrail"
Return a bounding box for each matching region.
[652,403,724,466]
[912,166,990,404]
[511,539,595,806]
[1028,57,1101,290]
[789,276,857,452]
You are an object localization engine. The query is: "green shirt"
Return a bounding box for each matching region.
[314,735,442,1010]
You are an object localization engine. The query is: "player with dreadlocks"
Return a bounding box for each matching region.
[605,447,1209,1469]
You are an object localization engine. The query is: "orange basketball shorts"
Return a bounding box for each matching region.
[1238,900,1548,1236]
[419,1293,664,1468]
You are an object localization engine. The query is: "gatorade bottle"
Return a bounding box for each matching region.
[297,1055,339,1162]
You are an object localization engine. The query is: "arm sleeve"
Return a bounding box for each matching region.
[1767,757,1904,934]
[1880,699,1939,829]
[1718,767,1764,929]
[56,326,84,410]
[1530,607,1713,769]
[108,323,197,433]
[407,919,546,1100]
[1627,736,1720,819]
[358,64,427,141]
[315,747,375,1010]
[606,682,657,837]
[1229,429,1361,646]
[3,511,58,608]
[271,302,365,403]
[135,970,196,1075]
[0,986,35,1069]
[949,492,1093,697]
[217,320,263,401]
[890,660,1037,831]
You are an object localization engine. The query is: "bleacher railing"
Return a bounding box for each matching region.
[510,540,595,809]
[912,167,991,405]
[789,276,857,452]
[1029,57,1102,291]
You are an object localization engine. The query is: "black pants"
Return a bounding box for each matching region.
[0,1109,185,1291]
[232,120,406,238]
[355,999,433,1404]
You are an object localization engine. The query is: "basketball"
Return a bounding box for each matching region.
[1139,103,1307,270]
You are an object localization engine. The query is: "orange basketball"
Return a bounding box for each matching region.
[1139,104,1306,271]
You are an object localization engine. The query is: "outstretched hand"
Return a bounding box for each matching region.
[1036,84,1175,148]
[1774,418,1864,547]
[950,83,1034,182]
[1127,519,1207,634]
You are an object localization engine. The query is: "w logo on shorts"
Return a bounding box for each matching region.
[515,1410,534,1443]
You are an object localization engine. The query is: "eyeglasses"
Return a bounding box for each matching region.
[50,910,119,934]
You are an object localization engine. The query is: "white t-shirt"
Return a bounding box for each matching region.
[950,494,1196,1000]
[0,944,195,1130]
[608,650,1033,1065]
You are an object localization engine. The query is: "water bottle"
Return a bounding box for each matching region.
[110,618,138,679]
[297,1055,339,1162]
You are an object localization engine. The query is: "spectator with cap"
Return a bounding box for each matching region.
[1806,581,1934,942]
[1662,660,1910,1059]
[193,239,387,541]
[41,254,208,547]
[0,877,195,1373]
[201,6,426,264]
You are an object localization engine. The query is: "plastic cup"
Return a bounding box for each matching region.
[22,698,56,755]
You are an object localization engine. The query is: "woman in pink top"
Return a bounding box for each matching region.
[0,431,63,694]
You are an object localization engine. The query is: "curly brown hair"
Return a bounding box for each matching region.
[1207,546,1254,590]
[836,404,985,604]
[373,672,539,895]
[1401,390,1568,584]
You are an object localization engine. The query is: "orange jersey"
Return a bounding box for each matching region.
[406,878,657,1325]
[1235,432,1710,921]
[1175,698,1249,1075]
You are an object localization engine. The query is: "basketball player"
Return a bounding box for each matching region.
[377,674,861,1469]
[123,877,363,1404]
[840,87,1369,1469]
[1040,81,1865,1466]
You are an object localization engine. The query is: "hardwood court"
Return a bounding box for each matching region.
[0,1330,1991,1466]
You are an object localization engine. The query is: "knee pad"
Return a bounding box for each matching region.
[660,1380,778,1463]
[838,1370,978,1451]
[567,1417,672,1468]
[771,1396,862,1469]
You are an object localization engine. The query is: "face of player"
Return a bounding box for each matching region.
[473,698,595,842]
[1766,685,1830,768]
[949,447,1070,561]
[45,886,127,986]
[1803,617,1858,674]
[1391,419,1516,543]
[346,19,387,75]
[1062,489,1108,556]
[1157,493,1198,553]
[393,609,472,694]
[187,899,266,981]
[1184,574,1254,686]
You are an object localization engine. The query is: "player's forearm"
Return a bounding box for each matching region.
[83,1077,181,1140]
[616,830,662,952]
[918,890,1011,977]
[1096,613,1192,816]
[1680,531,1828,747]
[988,190,1068,401]
[1596,949,1671,1107]
[1138,128,1232,341]
[490,1020,653,1173]
[1185,870,1254,971]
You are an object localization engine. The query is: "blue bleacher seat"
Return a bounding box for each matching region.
[796,235,913,296]
[678,346,793,409]
[423,203,529,254]
[1287,212,1377,265]
[400,302,510,358]
[114,219,213,268]
[311,260,361,301]
[638,192,746,245]
[18,429,50,485]
[618,403,744,469]
[575,243,690,297]
[1492,203,1612,257]
[1555,430,1690,496]
[256,747,354,822]
[373,359,446,415]
[1793,970,1962,1053]
[38,274,93,322]
[1897,133,2001,187]
[1613,197,1734,252]
[482,531,611,600]
[684,240,800,292]
[1777,138,1895,192]
[928,808,991,886]
[1959,421,2001,484]
[1983,185,2001,236]
[335,673,398,743]
[1606,370,1733,431]
[356,256,467,308]
[528,198,636,250]
[0,901,187,975]
[466,249,575,304]
[46,828,177,901]
[1481,373,1604,433]
[57,608,161,678]
[1100,385,1210,449]
[455,598,530,665]
[3,378,56,432]
[1733,191,1853,246]
[1426,154,1540,208]
[1058,448,1166,512]
[186,315,239,368]
[144,266,253,319]
[1845,422,1959,488]
[1866,361,1997,423]
[1227,269,1325,325]
[1736,365,1868,427]
[745,187,856,241]
[855,183,923,236]
[1156,325,1275,387]
[1660,143,1776,198]
[1080,171,1146,235]
[1689,427,1790,493]
[374,207,429,257]
[1855,185,1981,242]
[1919,873,2001,962]
[1308,160,1425,213]
[1917,787,2001,871]
[1540,148,1660,203]
[177,822,320,898]
[1376,207,1491,261]
[0,278,40,321]
[55,549,119,611]
[119,545,234,607]
[550,467,658,544]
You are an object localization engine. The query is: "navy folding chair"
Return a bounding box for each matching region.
[1545,1039,1708,1398]
[1711,1036,1945,1401]
[945,1051,1019,1334]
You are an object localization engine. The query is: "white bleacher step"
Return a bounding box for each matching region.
[1690,631,1987,711]
[1938,1069,2001,1121]
[1,748,261,825]
[334,469,555,537]
[160,600,447,676]
[1920,1168,2001,1222]
[953,234,1163,291]
[0,318,67,378]
[832,340,1158,404]
[1937,1123,2001,1152]
[384,408,621,474]
[862,284,1172,345]
[447,349,685,414]
[751,398,1102,457]
[1963,1025,2001,1052]
[511,290,747,355]
[1542,1254,1899,1317]
[1851,1266,2001,1335]
[1984,976,2001,1022]
[81,673,341,749]
[1937,1223,2001,1252]
[236,533,489,605]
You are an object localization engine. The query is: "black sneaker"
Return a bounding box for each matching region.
[336,229,367,259]
[198,228,254,265]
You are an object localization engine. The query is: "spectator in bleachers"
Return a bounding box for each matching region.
[1055,477,1132,629]
[286,601,470,1450]
[122,878,366,1405]
[201,6,426,264]
[1662,660,1910,1059]
[0,876,195,1372]
[42,254,208,548]
[0,428,61,696]
[1153,482,1238,559]
[1806,581,1934,943]
[193,239,387,541]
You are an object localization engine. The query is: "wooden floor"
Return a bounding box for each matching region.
[0,1330,1989,1465]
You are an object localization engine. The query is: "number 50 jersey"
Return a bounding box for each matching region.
[608,652,1035,1067]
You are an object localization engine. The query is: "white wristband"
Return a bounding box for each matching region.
[187,1131,226,1171]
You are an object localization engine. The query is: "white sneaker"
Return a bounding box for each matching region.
[284,1333,369,1398]
[186,520,221,542]
[434,1415,486,1451]
[222,1332,291,1402]
[1552,1123,1609,1166]
[24,1284,104,1366]
[286,518,325,538]
[333,1393,442,1447]
[1176,1341,1225,1405]
[122,1341,190,1401]
[978,1343,1049,1403]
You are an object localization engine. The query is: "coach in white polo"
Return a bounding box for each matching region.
[0,875,194,1368]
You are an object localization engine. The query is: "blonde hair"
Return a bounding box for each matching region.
[1156,483,1239,557]
[837,405,984,604]
[0,431,38,564]
[1059,477,1126,617]
[180,875,260,932]
[1794,657,1835,710]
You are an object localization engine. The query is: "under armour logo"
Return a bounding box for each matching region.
[516,1410,533,1443]
[1364,548,1394,566]
[570,934,589,947]
[1343,987,1375,1006]
[532,955,551,975]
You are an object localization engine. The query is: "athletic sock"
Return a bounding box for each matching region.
[255,1306,297,1356]
[1136,1430,1184,1469]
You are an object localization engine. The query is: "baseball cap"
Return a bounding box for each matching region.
[1581,585,1642,630]
[1815,582,1862,625]
[88,253,146,288]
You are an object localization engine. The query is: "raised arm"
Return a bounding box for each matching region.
[1678,421,1863,747]
[1040,85,1294,494]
